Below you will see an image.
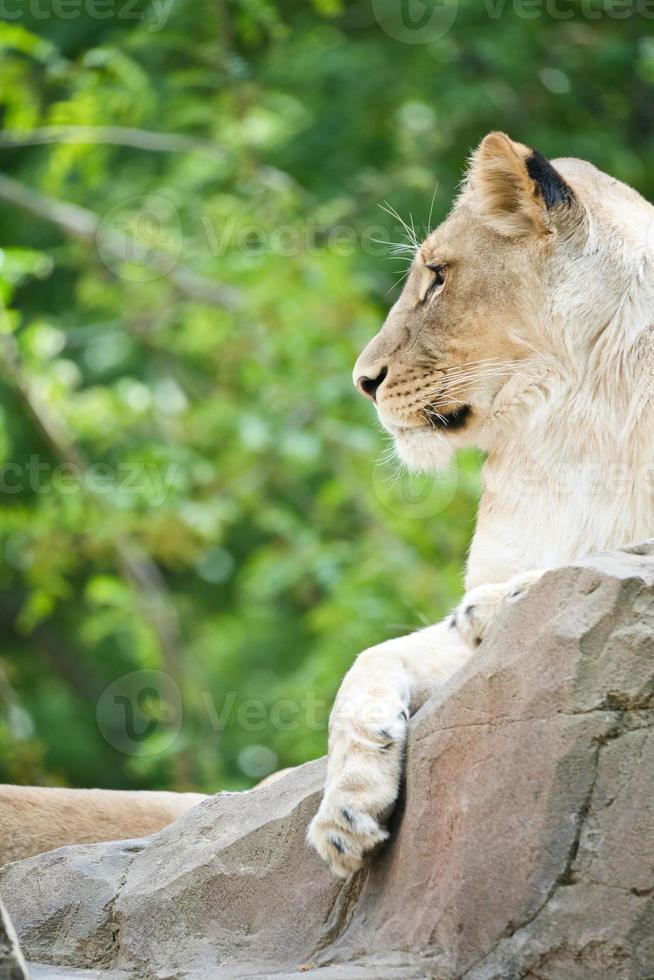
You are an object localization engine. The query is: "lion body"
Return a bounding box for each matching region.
[309,134,654,876]
[0,784,207,865]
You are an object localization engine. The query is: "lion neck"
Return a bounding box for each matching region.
[465,305,654,589]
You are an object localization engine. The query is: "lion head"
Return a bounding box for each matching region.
[353,132,653,472]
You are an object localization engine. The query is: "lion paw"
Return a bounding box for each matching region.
[453,570,543,650]
[307,700,408,877]
[307,795,390,878]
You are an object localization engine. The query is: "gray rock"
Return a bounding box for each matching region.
[0,898,29,980]
[2,544,653,979]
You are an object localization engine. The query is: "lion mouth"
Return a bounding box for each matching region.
[424,404,472,431]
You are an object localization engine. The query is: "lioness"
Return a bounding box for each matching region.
[0,785,207,865]
[4,134,652,873]
[0,769,291,865]
[307,132,654,876]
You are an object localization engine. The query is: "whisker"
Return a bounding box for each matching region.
[438,357,528,378]
[409,212,418,251]
[439,365,513,382]
[371,238,416,255]
[426,183,439,236]
[436,373,533,398]
[437,356,511,373]
[423,408,448,425]
[378,441,399,463]
[437,367,518,388]
[377,444,407,487]
[397,359,511,395]
[385,268,411,295]
[420,363,541,403]
[379,201,420,256]
[418,356,508,378]
[423,399,469,414]
[438,368,518,389]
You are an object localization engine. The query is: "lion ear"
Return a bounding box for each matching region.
[467,132,573,237]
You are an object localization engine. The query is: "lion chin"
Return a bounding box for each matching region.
[387,424,458,473]
[382,403,473,473]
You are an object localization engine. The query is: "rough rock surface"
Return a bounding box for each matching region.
[1,544,653,979]
[0,898,29,980]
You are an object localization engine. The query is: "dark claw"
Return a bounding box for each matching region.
[341,807,355,826]
[329,835,345,854]
[448,613,457,629]
[464,604,475,618]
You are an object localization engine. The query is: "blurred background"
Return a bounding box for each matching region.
[0,0,652,792]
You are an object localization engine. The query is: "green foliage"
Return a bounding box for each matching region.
[0,0,651,791]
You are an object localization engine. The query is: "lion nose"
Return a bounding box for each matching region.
[355,366,388,402]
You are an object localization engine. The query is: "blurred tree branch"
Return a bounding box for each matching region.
[0,126,226,159]
[0,172,240,311]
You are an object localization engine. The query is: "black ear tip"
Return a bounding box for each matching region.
[526,149,573,210]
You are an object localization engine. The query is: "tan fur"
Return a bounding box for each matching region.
[0,770,296,866]
[309,132,654,876]
[0,784,207,866]
[467,131,545,237]
[353,144,550,448]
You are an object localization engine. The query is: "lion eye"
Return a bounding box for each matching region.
[424,263,446,301]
